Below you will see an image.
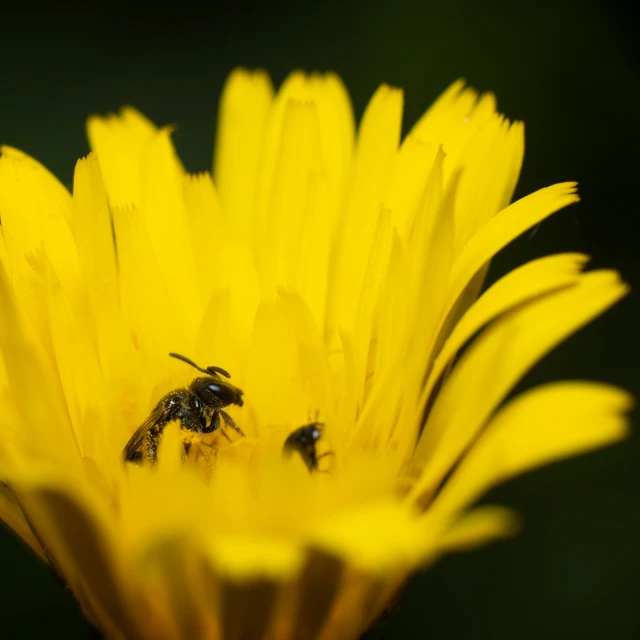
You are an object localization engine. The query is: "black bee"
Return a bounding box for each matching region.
[282,422,332,472]
[123,353,245,464]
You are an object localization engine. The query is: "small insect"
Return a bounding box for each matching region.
[282,422,332,472]
[123,353,245,464]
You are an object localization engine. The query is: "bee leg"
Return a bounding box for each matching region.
[210,410,232,441]
[314,451,334,475]
[219,409,246,438]
[196,440,218,467]
[192,442,210,466]
[201,410,231,442]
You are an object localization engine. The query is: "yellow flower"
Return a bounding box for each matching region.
[0,68,631,639]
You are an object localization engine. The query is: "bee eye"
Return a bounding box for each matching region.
[206,383,236,405]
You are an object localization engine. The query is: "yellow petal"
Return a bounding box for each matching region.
[0,265,80,465]
[309,72,355,222]
[195,239,262,381]
[14,478,138,638]
[377,152,454,455]
[350,207,393,411]
[410,82,481,175]
[252,71,354,265]
[244,300,304,430]
[420,253,590,419]
[256,100,324,293]
[0,146,81,354]
[0,484,46,562]
[310,501,426,574]
[421,181,580,387]
[71,155,141,422]
[111,202,198,381]
[46,266,126,469]
[384,134,438,236]
[434,505,521,554]
[453,118,525,249]
[71,153,118,313]
[432,382,632,517]
[328,84,403,335]
[137,536,214,640]
[409,82,516,209]
[139,127,201,329]
[183,172,226,303]
[295,174,332,332]
[348,236,408,452]
[279,289,333,419]
[447,182,579,318]
[410,270,629,500]
[214,68,274,240]
[408,79,466,143]
[210,536,303,582]
[86,107,156,208]
[0,145,72,223]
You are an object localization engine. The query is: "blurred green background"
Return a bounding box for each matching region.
[0,0,639,637]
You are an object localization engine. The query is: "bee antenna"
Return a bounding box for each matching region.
[169,352,210,375]
[169,353,232,378]
[206,365,231,378]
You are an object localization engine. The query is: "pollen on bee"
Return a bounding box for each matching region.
[180,430,217,468]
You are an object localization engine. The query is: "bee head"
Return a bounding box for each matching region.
[284,422,323,449]
[191,376,244,409]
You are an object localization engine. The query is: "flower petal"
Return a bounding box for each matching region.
[257,100,324,293]
[419,252,590,420]
[139,537,212,640]
[111,204,182,366]
[71,153,118,313]
[194,237,262,385]
[295,174,333,331]
[385,134,437,236]
[14,479,138,638]
[424,183,580,366]
[410,270,629,500]
[310,501,427,573]
[244,299,305,429]
[447,182,579,318]
[0,266,80,465]
[0,484,46,562]
[408,81,523,227]
[183,172,226,303]
[219,576,280,640]
[309,72,355,219]
[0,146,81,353]
[214,68,274,239]
[211,536,303,583]
[453,118,525,249]
[432,382,632,517]
[434,505,521,554]
[139,127,202,329]
[328,84,403,335]
[86,107,156,208]
[289,550,343,640]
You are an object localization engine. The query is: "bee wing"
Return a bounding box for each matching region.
[123,403,171,461]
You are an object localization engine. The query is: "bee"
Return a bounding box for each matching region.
[123,353,245,464]
[282,422,332,472]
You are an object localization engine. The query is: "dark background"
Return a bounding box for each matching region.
[1,0,639,637]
